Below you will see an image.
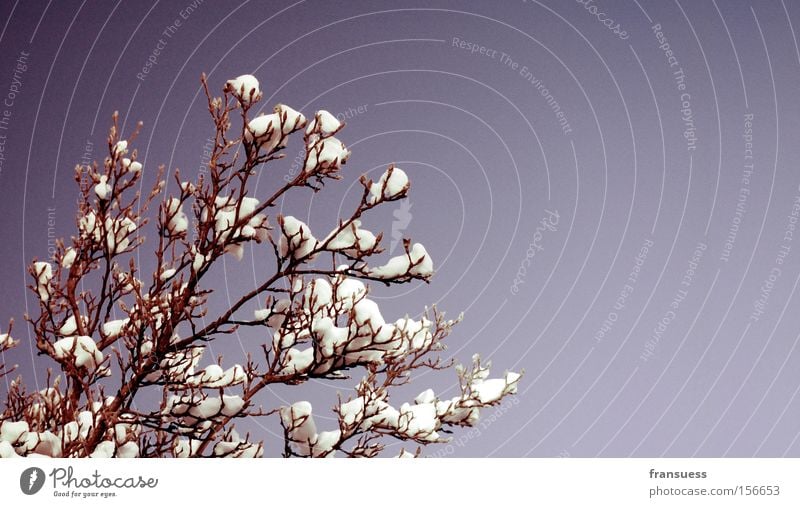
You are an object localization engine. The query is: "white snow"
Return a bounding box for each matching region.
[339,398,365,426]
[94,175,112,200]
[61,247,77,269]
[53,336,104,371]
[79,211,98,242]
[221,394,245,417]
[368,401,400,428]
[173,438,200,458]
[114,419,139,445]
[0,440,17,458]
[283,347,313,374]
[167,394,203,419]
[305,110,342,138]
[240,196,259,216]
[240,225,256,238]
[0,332,14,349]
[166,197,188,234]
[272,329,297,350]
[398,402,439,441]
[113,140,128,157]
[33,261,52,302]
[506,371,522,386]
[442,404,481,426]
[472,379,505,404]
[312,317,349,357]
[280,401,317,455]
[236,443,263,458]
[0,420,29,443]
[77,411,94,439]
[23,430,62,457]
[193,364,223,384]
[122,158,142,173]
[192,251,205,273]
[189,397,222,419]
[91,215,137,254]
[159,268,176,281]
[278,216,319,260]
[213,438,262,458]
[89,441,115,458]
[415,388,436,405]
[116,217,138,252]
[164,396,190,417]
[305,137,349,173]
[325,220,377,254]
[291,276,304,294]
[226,74,260,105]
[212,195,266,249]
[61,421,79,444]
[245,113,281,152]
[304,278,333,313]
[312,430,340,457]
[212,441,239,456]
[407,243,434,277]
[335,277,366,310]
[261,298,291,329]
[139,339,153,357]
[39,388,62,407]
[275,104,306,134]
[352,298,386,332]
[116,441,139,458]
[369,166,409,203]
[214,194,234,208]
[395,316,433,352]
[370,243,433,279]
[281,401,313,427]
[159,346,203,382]
[116,272,136,294]
[102,319,128,339]
[471,371,521,404]
[191,364,245,388]
[215,209,236,235]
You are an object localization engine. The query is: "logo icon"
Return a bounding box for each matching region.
[20,467,45,495]
[389,200,413,254]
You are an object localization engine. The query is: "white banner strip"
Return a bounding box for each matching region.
[1,458,798,506]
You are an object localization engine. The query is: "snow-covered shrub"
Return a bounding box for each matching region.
[0,74,520,458]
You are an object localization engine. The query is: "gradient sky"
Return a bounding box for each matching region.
[0,0,799,457]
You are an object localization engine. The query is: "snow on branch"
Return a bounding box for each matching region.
[0,73,521,458]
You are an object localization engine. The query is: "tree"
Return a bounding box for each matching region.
[0,74,521,458]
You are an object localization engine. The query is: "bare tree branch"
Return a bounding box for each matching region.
[0,73,521,459]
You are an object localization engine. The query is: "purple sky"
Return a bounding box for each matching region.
[0,0,799,457]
